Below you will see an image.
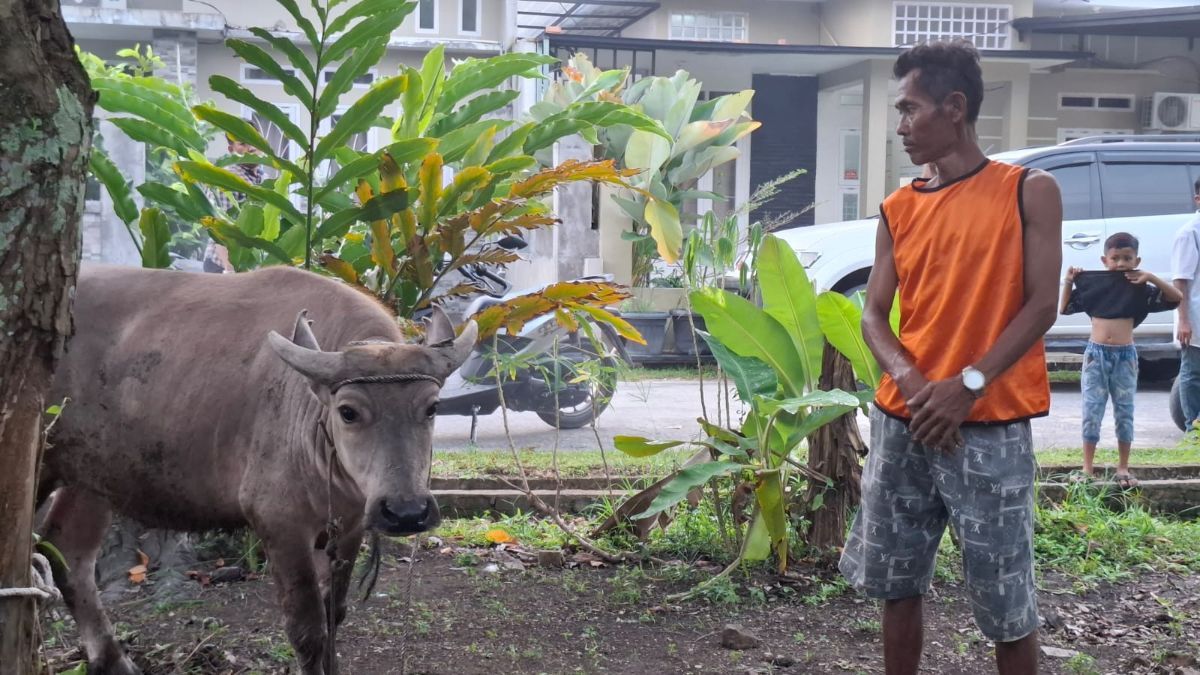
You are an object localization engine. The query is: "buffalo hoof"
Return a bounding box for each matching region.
[87,654,141,675]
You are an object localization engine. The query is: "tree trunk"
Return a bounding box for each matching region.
[804,343,866,557]
[0,0,93,670]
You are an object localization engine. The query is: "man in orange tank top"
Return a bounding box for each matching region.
[838,42,1062,675]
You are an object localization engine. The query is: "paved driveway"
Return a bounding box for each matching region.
[434,380,1181,453]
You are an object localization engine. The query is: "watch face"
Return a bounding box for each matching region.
[963,369,985,390]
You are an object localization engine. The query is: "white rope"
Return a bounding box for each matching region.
[0,553,61,604]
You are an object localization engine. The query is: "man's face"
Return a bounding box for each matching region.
[228,139,258,156]
[1102,247,1139,271]
[894,70,961,167]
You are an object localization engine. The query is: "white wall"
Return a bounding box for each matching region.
[819,0,1034,49]
[622,0,821,45]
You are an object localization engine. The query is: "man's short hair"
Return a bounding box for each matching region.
[893,41,984,124]
[1105,232,1139,253]
[1194,175,1200,196]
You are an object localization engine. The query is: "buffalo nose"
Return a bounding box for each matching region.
[375,496,439,534]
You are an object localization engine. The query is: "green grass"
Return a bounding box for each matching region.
[1036,445,1200,467]
[1048,369,1082,384]
[433,447,696,478]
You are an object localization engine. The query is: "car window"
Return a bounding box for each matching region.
[1045,163,1093,221]
[1101,162,1194,218]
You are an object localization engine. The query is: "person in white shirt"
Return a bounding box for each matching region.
[1171,176,1200,430]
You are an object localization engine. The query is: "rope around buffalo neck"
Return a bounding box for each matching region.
[329,373,442,394]
[0,553,61,603]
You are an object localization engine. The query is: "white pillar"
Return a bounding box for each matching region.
[860,60,891,218]
[1002,73,1031,151]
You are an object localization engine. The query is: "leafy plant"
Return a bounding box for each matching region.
[611,234,875,583]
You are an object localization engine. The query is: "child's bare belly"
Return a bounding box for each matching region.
[1090,317,1135,346]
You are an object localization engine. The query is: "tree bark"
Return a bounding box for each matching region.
[804,344,866,557]
[0,0,93,670]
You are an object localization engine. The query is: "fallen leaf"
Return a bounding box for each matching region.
[485,528,515,544]
[128,564,147,584]
[137,549,150,567]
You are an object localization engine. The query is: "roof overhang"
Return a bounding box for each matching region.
[63,6,227,41]
[517,1,659,40]
[545,34,1088,73]
[1013,6,1200,39]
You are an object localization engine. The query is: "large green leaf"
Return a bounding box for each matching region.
[743,513,771,561]
[315,75,409,164]
[697,330,777,403]
[226,39,310,102]
[325,7,414,64]
[92,79,204,150]
[757,235,823,391]
[890,290,902,335]
[438,120,514,165]
[192,105,305,177]
[261,170,291,241]
[755,470,788,572]
[817,291,882,388]
[762,389,864,416]
[108,117,190,156]
[711,90,755,122]
[437,54,556,115]
[526,101,670,154]
[207,76,308,148]
[613,436,686,458]
[315,188,414,241]
[206,218,294,265]
[327,0,415,35]
[88,149,138,226]
[644,198,682,264]
[487,123,533,163]
[273,0,320,48]
[176,161,304,224]
[138,208,172,269]
[137,182,211,222]
[246,27,317,85]
[317,38,389,119]
[634,461,740,520]
[427,90,520,138]
[625,129,671,180]
[689,287,806,397]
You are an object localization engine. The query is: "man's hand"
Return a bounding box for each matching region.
[1180,318,1193,347]
[907,377,973,451]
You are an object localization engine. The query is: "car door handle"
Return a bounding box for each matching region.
[1063,234,1100,248]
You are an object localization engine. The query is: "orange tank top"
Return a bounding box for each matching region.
[874,160,1050,424]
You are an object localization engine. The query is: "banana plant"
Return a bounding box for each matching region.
[538,53,759,281]
[611,234,872,576]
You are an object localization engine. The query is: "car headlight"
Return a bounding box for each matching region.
[797,251,821,268]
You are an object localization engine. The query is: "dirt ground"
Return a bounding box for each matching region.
[41,539,1200,675]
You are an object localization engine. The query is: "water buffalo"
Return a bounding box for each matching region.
[38,264,475,674]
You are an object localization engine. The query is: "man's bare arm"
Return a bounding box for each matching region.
[971,170,1063,383]
[1176,278,1192,346]
[862,217,926,402]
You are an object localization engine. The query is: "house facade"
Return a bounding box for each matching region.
[69,0,1200,278]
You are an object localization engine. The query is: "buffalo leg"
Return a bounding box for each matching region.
[40,488,140,675]
[263,534,330,675]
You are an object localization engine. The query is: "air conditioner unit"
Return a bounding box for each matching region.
[1140,92,1200,132]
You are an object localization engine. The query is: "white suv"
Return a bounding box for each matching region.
[777,136,1200,380]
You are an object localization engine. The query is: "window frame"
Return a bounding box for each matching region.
[240,102,302,164]
[1028,154,1101,222]
[891,2,1013,50]
[1097,152,1199,220]
[459,0,481,36]
[320,68,378,90]
[240,63,298,85]
[1058,93,1135,112]
[668,11,748,43]
[416,0,438,33]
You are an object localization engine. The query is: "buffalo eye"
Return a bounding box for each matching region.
[426,402,439,419]
[338,405,359,423]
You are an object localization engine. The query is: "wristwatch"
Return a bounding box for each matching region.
[961,366,987,398]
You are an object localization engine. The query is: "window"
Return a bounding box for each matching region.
[244,104,300,171]
[892,3,1012,50]
[669,12,747,42]
[460,0,479,35]
[1102,162,1194,218]
[1045,163,1094,222]
[1059,94,1134,111]
[417,0,436,32]
[241,64,297,84]
[842,192,860,221]
[322,69,376,88]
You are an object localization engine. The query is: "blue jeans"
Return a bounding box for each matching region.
[1179,345,1200,428]
[1081,342,1138,444]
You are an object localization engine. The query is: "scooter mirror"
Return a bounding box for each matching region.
[497,235,527,251]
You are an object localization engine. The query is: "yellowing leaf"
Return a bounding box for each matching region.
[644,198,682,263]
[319,253,359,284]
[485,529,515,544]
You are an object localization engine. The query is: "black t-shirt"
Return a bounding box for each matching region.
[1063,270,1178,327]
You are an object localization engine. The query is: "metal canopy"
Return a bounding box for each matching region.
[517,1,659,40]
[1013,6,1200,39]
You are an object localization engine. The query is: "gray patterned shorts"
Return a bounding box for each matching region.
[839,407,1038,643]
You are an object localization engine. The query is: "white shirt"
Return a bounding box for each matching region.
[1171,210,1200,342]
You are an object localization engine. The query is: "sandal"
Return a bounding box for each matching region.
[1113,472,1139,489]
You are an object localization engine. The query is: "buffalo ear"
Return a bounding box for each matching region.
[267,331,343,398]
[423,306,457,346]
[290,310,321,351]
